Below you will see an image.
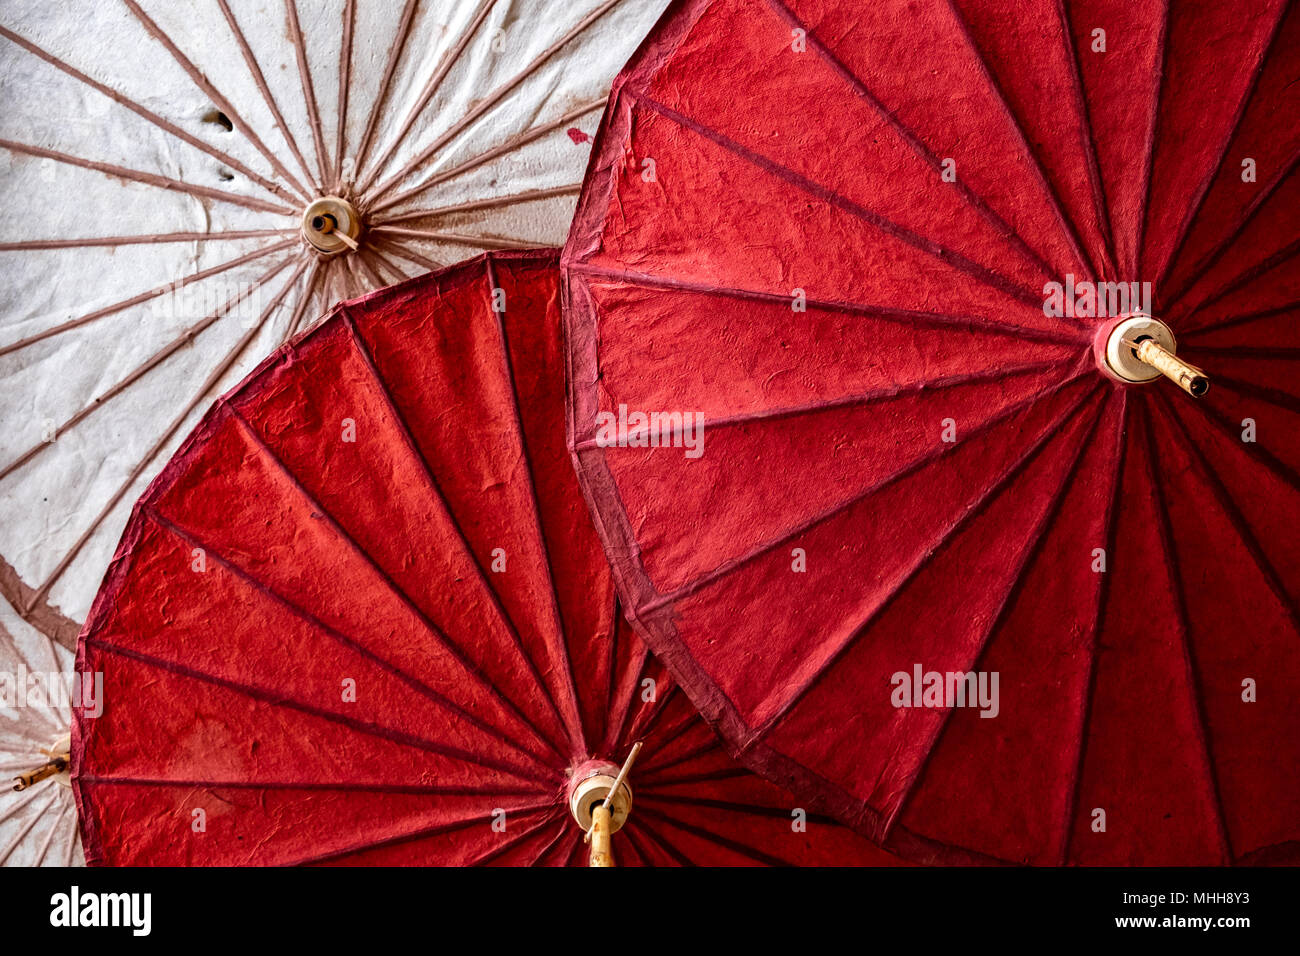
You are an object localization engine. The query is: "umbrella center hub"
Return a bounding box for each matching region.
[1092,313,1209,397]
[301,196,363,257]
[567,760,633,833]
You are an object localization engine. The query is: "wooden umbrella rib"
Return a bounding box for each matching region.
[0,229,293,251]
[485,256,588,756]
[123,0,314,201]
[282,0,331,189]
[22,257,305,612]
[371,237,443,273]
[354,0,498,195]
[280,258,324,344]
[765,0,1062,285]
[1057,394,1128,865]
[0,237,294,359]
[633,94,1059,314]
[367,99,604,215]
[347,0,420,176]
[0,138,295,217]
[640,368,1093,614]
[220,412,569,768]
[32,796,72,866]
[942,0,1100,281]
[1154,0,1291,291]
[0,255,294,486]
[756,381,1106,736]
[86,632,553,788]
[213,0,318,196]
[1139,398,1234,863]
[0,787,59,866]
[0,24,301,207]
[333,0,356,192]
[374,184,581,226]
[369,226,537,250]
[351,248,385,288]
[363,0,623,204]
[340,310,574,759]
[883,392,1112,840]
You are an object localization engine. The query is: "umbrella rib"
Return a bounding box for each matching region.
[1211,373,1300,417]
[0,24,302,207]
[632,92,1051,314]
[638,805,793,867]
[1139,398,1235,863]
[153,433,565,773]
[0,230,293,251]
[562,827,586,866]
[1153,0,1292,292]
[332,0,356,193]
[883,390,1113,839]
[639,367,1092,615]
[1156,389,1300,635]
[0,238,295,358]
[1160,148,1300,315]
[529,816,578,867]
[340,310,574,758]
[20,258,306,612]
[1175,239,1300,332]
[0,254,292,483]
[1058,393,1129,865]
[350,247,385,288]
[569,262,1088,345]
[282,0,331,189]
[574,360,1072,453]
[363,246,408,285]
[366,99,605,216]
[86,633,553,787]
[763,0,1064,284]
[639,793,840,825]
[363,0,621,205]
[32,794,72,866]
[77,775,540,798]
[626,816,691,866]
[635,737,722,780]
[370,236,443,273]
[597,633,647,757]
[1181,298,1299,342]
[942,0,1100,281]
[1132,0,1172,279]
[122,0,314,201]
[485,256,587,755]
[1182,382,1300,495]
[0,786,60,866]
[279,258,325,344]
[368,227,539,251]
[346,0,420,177]
[616,822,654,867]
[756,380,1106,738]
[354,0,498,195]
[289,803,555,867]
[635,767,749,790]
[373,184,581,227]
[467,809,565,867]
[212,0,318,196]
[1055,0,1118,278]
[0,138,295,217]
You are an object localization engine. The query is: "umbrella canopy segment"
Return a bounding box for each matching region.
[0,0,669,650]
[72,251,904,866]
[0,599,82,866]
[563,0,1300,864]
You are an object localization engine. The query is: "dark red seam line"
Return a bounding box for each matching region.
[637,805,794,867]
[217,411,567,771]
[641,366,1094,615]
[757,379,1106,738]
[1058,391,1128,865]
[84,632,552,787]
[943,0,1100,281]
[570,262,1086,344]
[638,793,844,827]
[1212,373,1300,416]
[636,767,749,790]
[1181,297,1299,340]
[764,0,1064,284]
[627,816,691,866]
[884,388,1112,839]
[1177,239,1300,330]
[635,737,721,780]
[1154,0,1294,292]
[1139,397,1235,863]
[468,810,566,867]
[634,91,1054,314]
[1132,0,1172,280]
[599,641,649,758]
[1055,0,1117,278]
[77,776,541,797]
[484,255,587,758]
[1183,384,1300,495]
[339,306,572,761]
[529,817,577,867]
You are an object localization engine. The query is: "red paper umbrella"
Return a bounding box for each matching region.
[563,0,1300,864]
[71,251,902,866]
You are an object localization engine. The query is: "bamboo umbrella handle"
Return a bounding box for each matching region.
[1128,338,1210,397]
[13,756,66,791]
[589,806,614,867]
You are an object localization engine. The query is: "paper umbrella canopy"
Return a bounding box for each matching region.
[70,251,904,866]
[563,0,1300,864]
[0,0,668,651]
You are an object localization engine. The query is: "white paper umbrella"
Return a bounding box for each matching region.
[0,0,668,648]
[0,597,81,867]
